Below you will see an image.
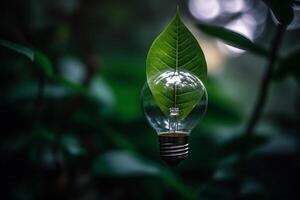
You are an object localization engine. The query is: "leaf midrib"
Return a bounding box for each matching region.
[172,15,180,109]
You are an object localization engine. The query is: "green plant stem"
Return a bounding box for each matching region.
[235,24,286,198]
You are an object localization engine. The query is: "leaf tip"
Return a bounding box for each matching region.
[176,5,180,17]
[175,5,182,22]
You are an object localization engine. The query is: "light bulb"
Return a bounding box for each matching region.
[141,70,208,166]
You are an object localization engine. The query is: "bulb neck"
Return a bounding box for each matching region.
[159,132,189,166]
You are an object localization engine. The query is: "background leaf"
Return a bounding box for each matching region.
[61,133,85,156]
[0,39,53,78]
[92,150,160,177]
[0,39,34,61]
[34,51,54,78]
[197,23,268,57]
[54,75,88,95]
[92,150,197,200]
[146,10,207,119]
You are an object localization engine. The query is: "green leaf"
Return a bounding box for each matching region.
[92,150,160,177]
[146,9,207,120]
[160,170,197,200]
[54,75,88,95]
[34,51,54,77]
[92,150,197,200]
[274,48,300,81]
[61,133,85,156]
[199,78,243,129]
[0,39,34,61]
[197,23,268,57]
[263,0,294,26]
[108,132,138,152]
[0,39,54,78]
[218,134,268,157]
[102,55,145,121]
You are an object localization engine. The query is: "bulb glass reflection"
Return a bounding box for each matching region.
[142,70,207,135]
[141,70,207,165]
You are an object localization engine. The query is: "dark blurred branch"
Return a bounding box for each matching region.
[244,24,285,137]
[235,24,286,198]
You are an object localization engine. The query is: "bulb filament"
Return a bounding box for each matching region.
[169,107,179,133]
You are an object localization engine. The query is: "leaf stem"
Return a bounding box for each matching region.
[235,24,286,198]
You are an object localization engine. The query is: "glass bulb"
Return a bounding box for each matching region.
[141,70,208,165]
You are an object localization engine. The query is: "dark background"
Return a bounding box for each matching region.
[0,0,299,199]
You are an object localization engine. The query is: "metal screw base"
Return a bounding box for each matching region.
[159,132,189,166]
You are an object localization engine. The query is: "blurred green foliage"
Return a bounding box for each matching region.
[0,0,300,200]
